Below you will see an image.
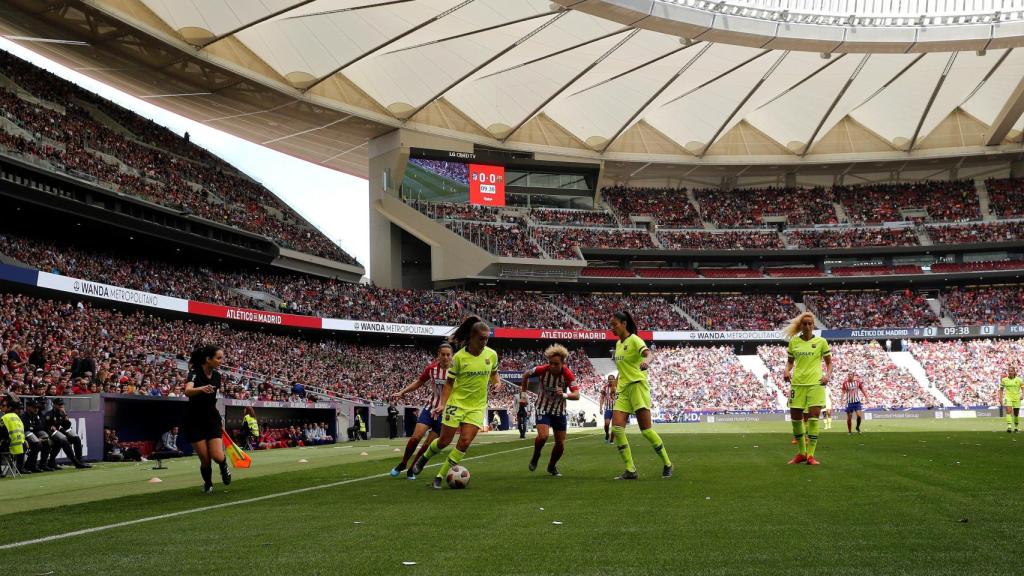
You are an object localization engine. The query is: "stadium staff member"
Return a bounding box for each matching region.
[242,406,260,450]
[44,398,91,468]
[22,398,54,472]
[1,395,27,476]
[387,403,399,439]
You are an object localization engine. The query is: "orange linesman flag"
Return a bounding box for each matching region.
[222,430,252,468]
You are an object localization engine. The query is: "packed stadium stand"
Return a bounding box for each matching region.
[0,291,591,411]
[804,291,940,329]
[648,346,778,418]
[402,182,1024,259]
[0,51,359,266]
[909,339,1024,407]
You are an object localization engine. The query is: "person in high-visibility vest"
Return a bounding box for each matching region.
[1,396,27,475]
[356,413,367,440]
[242,406,260,450]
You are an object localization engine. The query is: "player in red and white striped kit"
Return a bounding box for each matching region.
[389,342,452,479]
[522,344,579,477]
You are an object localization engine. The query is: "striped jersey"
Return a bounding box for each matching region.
[841,378,864,405]
[417,362,448,410]
[528,364,577,416]
[601,383,617,411]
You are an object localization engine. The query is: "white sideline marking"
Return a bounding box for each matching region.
[0,437,587,550]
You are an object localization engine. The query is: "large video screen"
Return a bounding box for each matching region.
[402,157,504,206]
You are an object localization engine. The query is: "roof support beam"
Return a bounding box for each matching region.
[985,61,1024,145]
[658,49,772,109]
[479,26,633,81]
[801,53,871,156]
[601,43,711,153]
[958,48,1012,106]
[302,0,476,93]
[501,29,640,142]
[404,11,569,120]
[383,9,561,55]
[570,41,697,98]
[908,52,958,151]
[699,50,790,157]
[283,0,415,20]
[197,0,320,48]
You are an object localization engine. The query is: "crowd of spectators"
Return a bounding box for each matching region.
[533,227,655,259]
[528,208,616,227]
[985,178,1024,218]
[909,339,1023,407]
[649,345,778,417]
[0,51,358,264]
[834,180,979,223]
[695,186,836,227]
[602,187,700,227]
[676,294,798,331]
[408,199,500,222]
[759,341,933,409]
[658,230,784,250]
[804,290,940,329]
[786,226,919,248]
[926,220,1024,244]
[550,292,688,330]
[943,285,1024,325]
[445,221,542,258]
[0,292,587,409]
[930,260,1024,273]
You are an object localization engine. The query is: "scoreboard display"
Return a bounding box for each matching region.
[402,149,508,205]
[468,164,505,206]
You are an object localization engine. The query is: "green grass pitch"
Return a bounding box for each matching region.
[1,419,1020,575]
[401,163,469,203]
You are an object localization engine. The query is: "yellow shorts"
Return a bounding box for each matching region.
[613,381,652,414]
[789,385,827,411]
[441,404,484,429]
[1004,399,1021,410]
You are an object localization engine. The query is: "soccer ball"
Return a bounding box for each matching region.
[446,465,470,489]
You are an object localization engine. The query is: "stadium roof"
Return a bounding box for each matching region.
[4,0,1024,181]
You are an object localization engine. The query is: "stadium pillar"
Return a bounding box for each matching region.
[593,161,609,208]
[367,130,476,289]
[784,171,796,188]
[1011,159,1024,179]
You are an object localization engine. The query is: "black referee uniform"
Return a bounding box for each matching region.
[185,369,223,444]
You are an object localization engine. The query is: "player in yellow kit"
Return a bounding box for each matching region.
[609,310,672,480]
[783,311,832,466]
[999,366,1021,433]
[413,316,503,489]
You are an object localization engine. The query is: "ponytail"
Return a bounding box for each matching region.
[449,315,486,346]
[614,310,637,335]
[189,344,222,373]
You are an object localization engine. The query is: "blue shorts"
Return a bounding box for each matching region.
[416,406,442,435]
[604,409,613,420]
[845,402,863,414]
[537,413,568,432]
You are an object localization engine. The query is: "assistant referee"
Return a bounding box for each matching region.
[185,344,231,493]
